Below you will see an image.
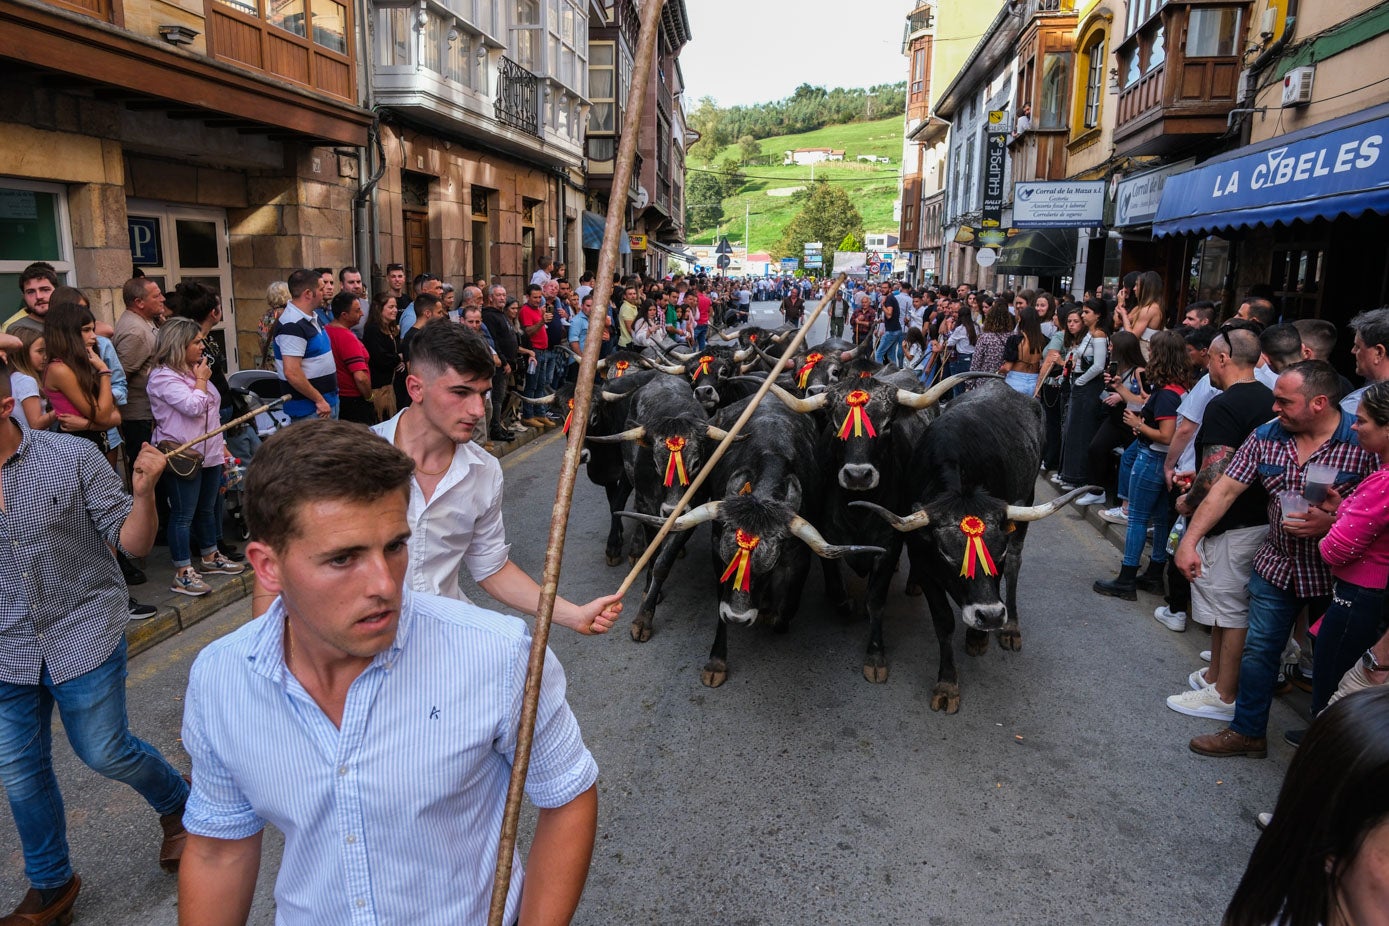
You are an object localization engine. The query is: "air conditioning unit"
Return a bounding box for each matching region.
[1282,66,1314,108]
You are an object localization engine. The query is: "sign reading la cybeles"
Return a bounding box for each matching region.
[981,110,1008,229]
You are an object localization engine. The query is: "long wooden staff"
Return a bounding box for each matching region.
[485,0,667,921]
[159,398,284,458]
[613,272,848,598]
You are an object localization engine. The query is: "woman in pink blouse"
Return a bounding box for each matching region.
[147,317,244,598]
[1316,380,1389,715]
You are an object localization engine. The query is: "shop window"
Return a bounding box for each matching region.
[0,180,73,296]
[1271,245,1325,320]
[1187,236,1231,308]
[1186,8,1241,57]
[471,186,494,283]
[1082,36,1105,129]
[1038,53,1071,130]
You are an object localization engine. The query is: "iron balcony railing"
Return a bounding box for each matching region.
[494,55,539,136]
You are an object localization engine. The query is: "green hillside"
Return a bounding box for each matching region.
[685,116,903,256]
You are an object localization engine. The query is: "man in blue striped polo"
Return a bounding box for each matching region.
[273,269,339,421]
[177,420,598,925]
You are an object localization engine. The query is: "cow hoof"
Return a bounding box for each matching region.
[605,552,623,567]
[905,582,923,597]
[628,552,641,566]
[630,619,653,643]
[930,682,960,714]
[862,656,889,684]
[701,660,728,688]
[998,624,1022,652]
[965,629,990,657]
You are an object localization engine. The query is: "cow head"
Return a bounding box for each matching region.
[587,412,739,516]
[849,485,1098,630]
[795,341,868,396]
[620,489,882,624]
[687,348,743,410]
[765,373,996,492]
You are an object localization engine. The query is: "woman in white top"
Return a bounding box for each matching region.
[1055,298,1109,489]
[7,326,56,431]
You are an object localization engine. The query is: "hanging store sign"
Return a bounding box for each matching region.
[1012,181,1106,228]
[1114,161,1194,227]
[981,114,1008,229]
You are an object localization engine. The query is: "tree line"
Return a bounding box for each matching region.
[687,82,907,165]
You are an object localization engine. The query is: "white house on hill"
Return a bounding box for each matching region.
[783,147,845,166]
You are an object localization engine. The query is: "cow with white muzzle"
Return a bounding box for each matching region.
[764,370,1000,683]
[619,397,881,686]
[850,381,1099,712]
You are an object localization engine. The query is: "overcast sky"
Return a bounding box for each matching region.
[680,1,909,108]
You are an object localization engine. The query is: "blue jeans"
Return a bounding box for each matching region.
[1232,573,1331,739]
[1122,446,1170,568]
[0,639,188,888]
[164,465,222,568]
[1116,440,1141,502]
[1311,579,1387,716]
[524,348,558,418]
[694,324,708,350]
[876,330,904,366]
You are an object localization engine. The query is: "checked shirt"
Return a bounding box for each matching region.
[1225,411,1377,597]
[0,420,133,685]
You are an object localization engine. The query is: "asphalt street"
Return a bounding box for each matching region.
[0,299,1306,925]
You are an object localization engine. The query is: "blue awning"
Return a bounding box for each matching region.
[1154,102,1389,237]
[582,211,630,253]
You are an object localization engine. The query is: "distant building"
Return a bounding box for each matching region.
[857,155,892,163]
[783,148,846,166]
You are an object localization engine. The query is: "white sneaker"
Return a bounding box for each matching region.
[1098,506,1128,525]
[1188,667,1213,690]
[1166,685,1235,720]
[1200,650,1212,663]
[1075,491,1106,506]
[1153,606,1188,632]
[1048,472,1067,486]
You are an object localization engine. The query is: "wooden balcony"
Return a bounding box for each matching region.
[1113,12,1244,158]
[206,2,353,101]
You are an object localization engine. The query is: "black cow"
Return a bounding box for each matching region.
[781,339,874,396]
[588,373,737,641]
[620,399,881,686]
[765,370,997,682]
[851,382,1096,712]
[642,344,761,411]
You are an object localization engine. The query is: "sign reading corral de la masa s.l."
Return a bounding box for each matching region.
[1012,181,1105,228]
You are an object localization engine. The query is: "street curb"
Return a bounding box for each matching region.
[124,421,560,660]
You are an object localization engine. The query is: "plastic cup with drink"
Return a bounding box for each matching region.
[1303,462,1338,504]
[1280,490,1310,526]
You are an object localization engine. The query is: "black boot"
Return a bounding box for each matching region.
[1134,560,1165,594]
[118,553,146,586]
[1094,564,1139,601]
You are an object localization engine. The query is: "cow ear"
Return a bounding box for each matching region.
[782,475,803,512]
[1005,521,1017,533]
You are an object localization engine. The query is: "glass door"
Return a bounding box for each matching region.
[126,202,238,370]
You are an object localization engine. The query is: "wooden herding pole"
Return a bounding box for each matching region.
[485,0,667,922]
[613,272,848,599]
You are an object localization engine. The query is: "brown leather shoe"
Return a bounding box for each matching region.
[1190,728,1268,758]
[0,875,80,926]
[159,775,190,873]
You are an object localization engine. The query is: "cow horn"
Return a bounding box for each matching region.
[598,389,629,402]
[848,500,932,532]
[595,357,610,371]
[641,357,686,375]
[617,502,721,531]
[705,425,746,442]
[769,330,791,343]
[895,372,1003,409]
[1005,485,1102,522]
[713,328,740,342]
[667,348,698,362]
[788,516,886,559]
[738,361,760,374]
[585,425,647,443]
[732,347,752,362]
[842,340,866,359]
[529,392,556,406]
[765,382,829,414]
[561,345,583,362]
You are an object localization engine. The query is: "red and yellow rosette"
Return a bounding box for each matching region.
[613,359,629,377]
[562,398,575,435]
[662,436,689,487]
[719,529,760,592]
[693,355,714,380]
[958,515,997,579]
[836,390,878,440]
[748,333,758,344]
[796,352,825,390]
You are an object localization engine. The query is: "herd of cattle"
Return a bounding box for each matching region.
[554,324,1094,713]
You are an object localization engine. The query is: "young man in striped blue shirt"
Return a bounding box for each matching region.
[178,420,598,925]
[273,269,339,421]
